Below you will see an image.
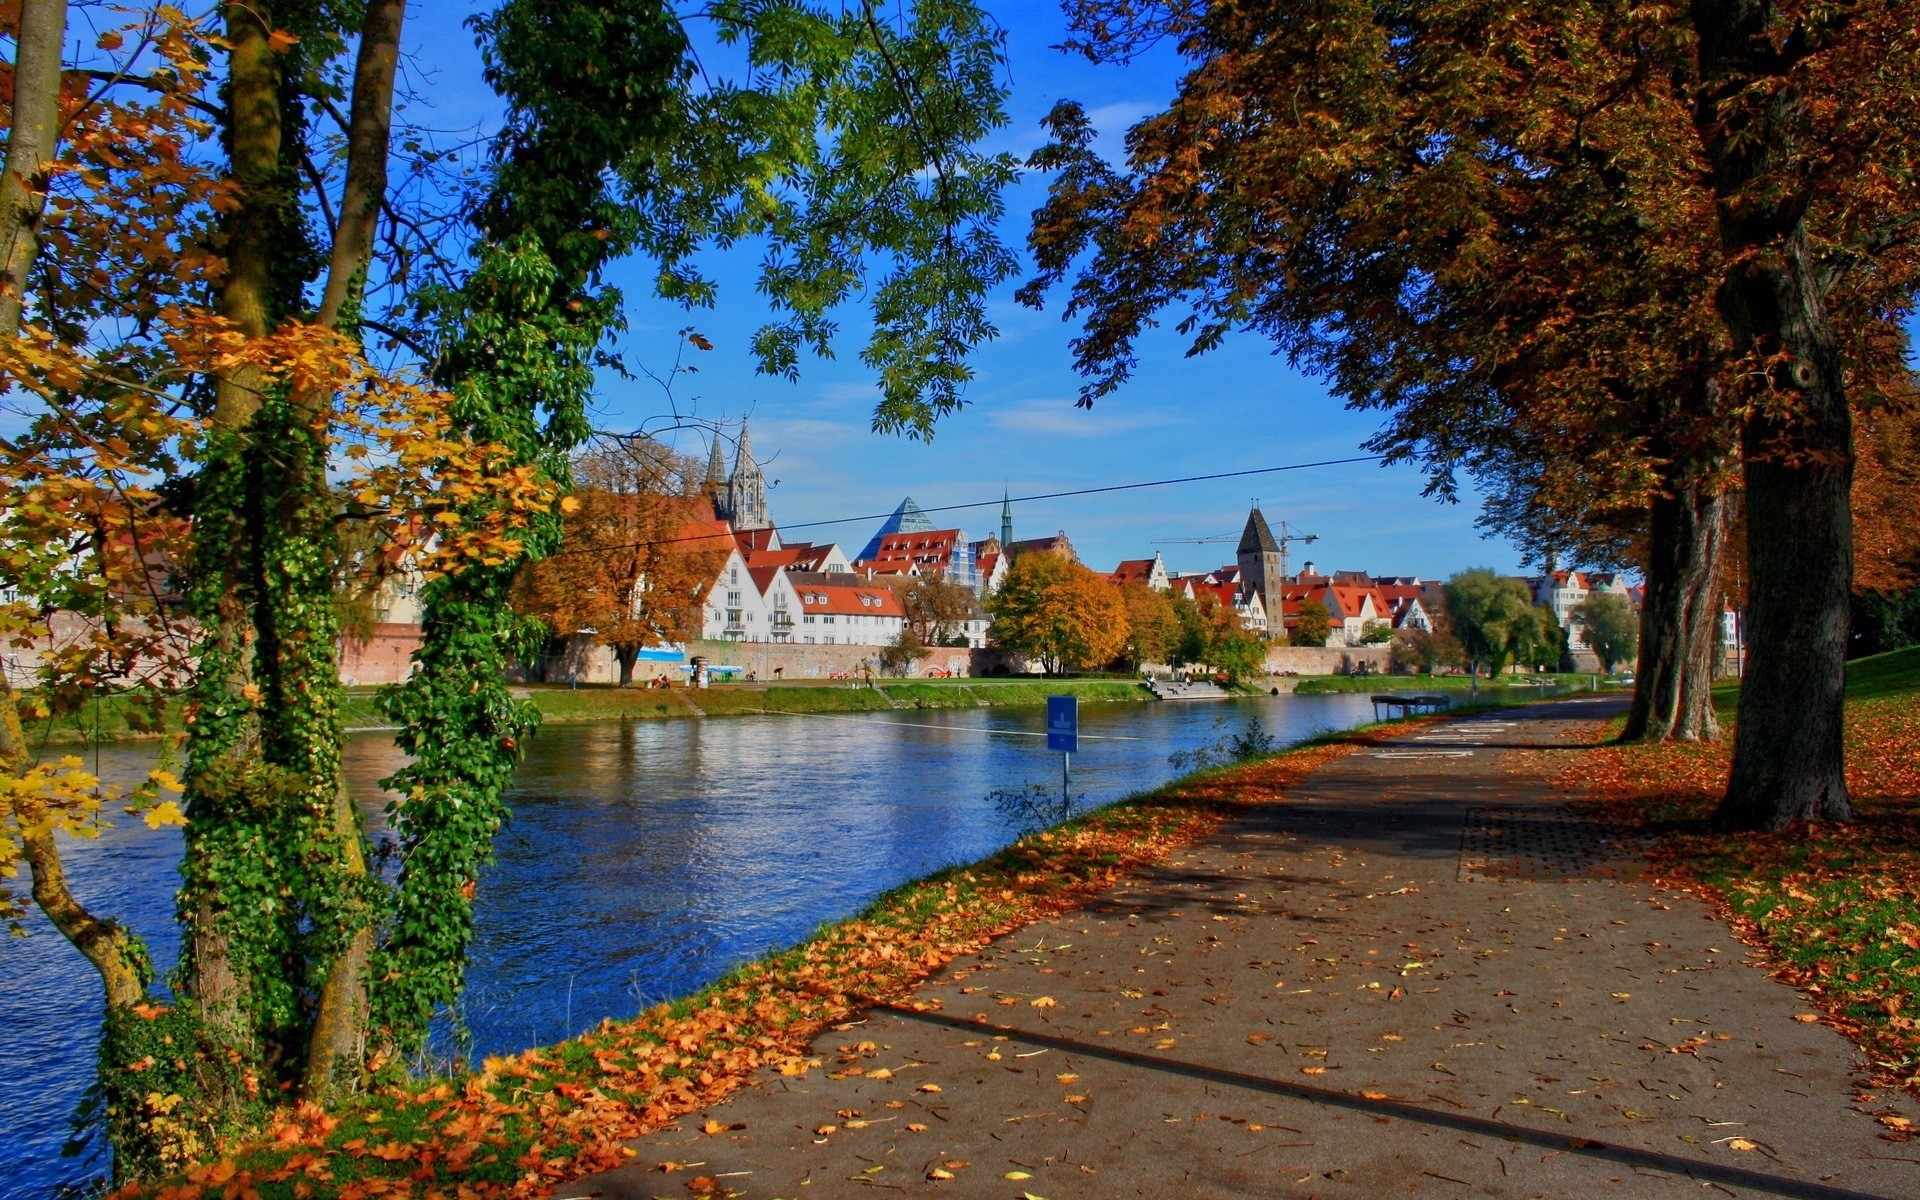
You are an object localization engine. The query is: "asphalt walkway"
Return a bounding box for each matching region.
[583,695,1920,1199]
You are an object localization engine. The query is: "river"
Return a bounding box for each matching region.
[0,691,1381,1199]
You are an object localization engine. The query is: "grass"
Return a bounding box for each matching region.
[21,677,1155,746]
[1541,644,1920,1106]
[1293,671,1594,694]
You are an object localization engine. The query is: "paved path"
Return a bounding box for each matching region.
[583,696,1920,1199]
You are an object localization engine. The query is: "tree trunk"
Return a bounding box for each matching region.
[0,0,70,338]
[616,645,639,687]
[297,0,407,1103]
[1715,235,1853,828]
[1623,482,1729,742]
[1690,2,1853,829]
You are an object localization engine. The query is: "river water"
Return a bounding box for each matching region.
[0,692,1380,1199]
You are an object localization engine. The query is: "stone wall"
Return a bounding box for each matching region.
[1260,644,1395,676]
[536,637,988,684]
[339,623,426,686]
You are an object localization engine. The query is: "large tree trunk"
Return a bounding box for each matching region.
[1690,1,1853,829]
[1623,481,1729,742]
[0,0,70,338]
[1715,235,1853,828]
[616,645,639,687]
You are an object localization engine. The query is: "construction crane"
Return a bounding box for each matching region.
[1152,521,1320,582]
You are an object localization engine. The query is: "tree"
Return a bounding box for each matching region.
[878,629,931,676]
[1443,570,1540,678]
[1115,583,1180,668]
[1290,600,1332,648]
[885,576,981,647]
[1210,630,1268,685]
[987,554,1129,674]
[514,441,726,686]
[1028,2,1920,827]
[1358,619,1394,645]
[1574,594,1641,675]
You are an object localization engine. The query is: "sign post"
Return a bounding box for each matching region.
[1046,694,1079,802]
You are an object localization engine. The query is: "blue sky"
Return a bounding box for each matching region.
[401,2,1529,581]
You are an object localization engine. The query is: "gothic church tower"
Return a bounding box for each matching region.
[726,420,771,531]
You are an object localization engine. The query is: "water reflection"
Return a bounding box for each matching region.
[0,692,1375,1199]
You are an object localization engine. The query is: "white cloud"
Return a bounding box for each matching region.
[987,398,1169,437]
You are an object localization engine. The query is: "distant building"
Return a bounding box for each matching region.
[1108,552,1171,591]
[1237,506,1286,641]
[857,528,978,590]
[1005,531,1076,561]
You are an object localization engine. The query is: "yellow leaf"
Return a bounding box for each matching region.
[1004,1170,1031,1180]
[267,29,299,53]
[1725,1137,1760,1151]
[559,495,582,514]
[144,801,186,829]
[1030,996,1057,1008]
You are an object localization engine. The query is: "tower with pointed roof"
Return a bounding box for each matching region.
[1238,505,1284,642]
[727,420,770,531]
[705,433,729,520]
[1000,488,1013,550]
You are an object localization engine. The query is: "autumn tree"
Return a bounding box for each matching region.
[514,441,725,686]
[1358,619,1394,646]
[987,554,1129,675]
[1115,583,1180,669]
[1290,600,1332,648]
[1574,593,1641,675]
[1029,2,1920,827]
[885,576,981,646]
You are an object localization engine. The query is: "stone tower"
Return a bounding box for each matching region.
[726,420,770,531]
[1237,505,1284,641]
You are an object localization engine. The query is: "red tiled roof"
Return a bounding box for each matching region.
[789,583,906,617]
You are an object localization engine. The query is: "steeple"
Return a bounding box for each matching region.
[706,433,726,488]
[1000,487,1013,550]
[1237,503,1285,643]
[726,419,770,531]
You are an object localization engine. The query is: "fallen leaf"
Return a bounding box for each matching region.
[1793,1013,1820,1023]
[918,1083,942,1093]
[927,1168,954,1181]
[1301,1066,1326,1075]
[1055,1073,1079,1084]
[1031,996,1058,1008]
[906,1123,928,1132]
[1005,1170,1032,1179]
[1726,1137,1760,1151]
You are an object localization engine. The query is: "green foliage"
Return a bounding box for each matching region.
[1209,630,1267,685]
[1358,619,1394,645]
[1443,568,1543,676]
[1290,599,1332,647]
[1572,592,1639,673]
[878,629,930,677]
[368,0,689,1059]
[629,0,1019,438]
[90,1002,264,1183]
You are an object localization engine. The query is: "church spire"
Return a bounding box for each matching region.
[705,432,726,488]
[1000,486,1013,549]
[726,419,770,531]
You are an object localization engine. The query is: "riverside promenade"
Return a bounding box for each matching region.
[585,696,1920,1199]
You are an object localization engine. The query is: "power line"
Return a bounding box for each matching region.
[544,453,1388,558]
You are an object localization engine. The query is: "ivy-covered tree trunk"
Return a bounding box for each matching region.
[1623,478,1729,743]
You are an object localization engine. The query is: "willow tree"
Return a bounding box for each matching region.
[1025,0,1918,827]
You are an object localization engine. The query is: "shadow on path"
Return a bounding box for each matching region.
[864,1002,1897,1200]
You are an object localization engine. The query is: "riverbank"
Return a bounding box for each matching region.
[114,705,1465,1200]
[21,676,1158,745]
[1292,670,1596,694]
[1534,645,1920,1099]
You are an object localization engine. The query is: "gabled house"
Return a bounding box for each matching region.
[1109,552,1171,591]
[856,528,978,589]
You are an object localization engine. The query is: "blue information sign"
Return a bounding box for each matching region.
[1046,694,1079,753]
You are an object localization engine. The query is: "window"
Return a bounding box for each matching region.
[726,590,741,606]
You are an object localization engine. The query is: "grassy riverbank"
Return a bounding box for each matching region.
[1543,646,1920,1102]
[20,677,1155,746]
[1293,671,1596,694]
[122,705,1467,1200]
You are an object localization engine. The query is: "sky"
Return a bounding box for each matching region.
[398,2,1531,582]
